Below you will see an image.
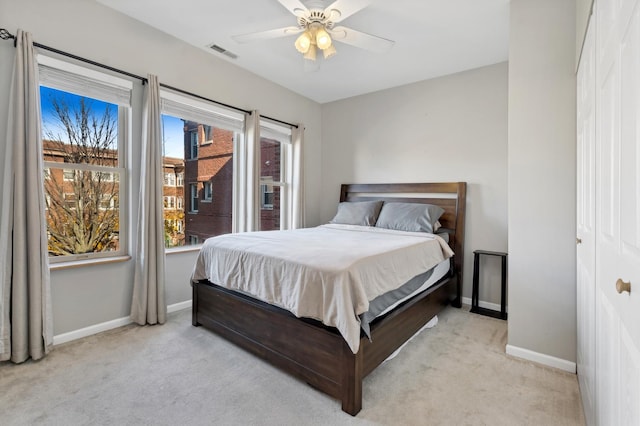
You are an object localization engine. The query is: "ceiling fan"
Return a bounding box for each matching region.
[231,0,394,64]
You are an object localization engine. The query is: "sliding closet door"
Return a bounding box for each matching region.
[576,13,596,426]
[594,0,640,424]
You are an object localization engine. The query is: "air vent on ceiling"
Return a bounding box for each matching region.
[208,43,238,59]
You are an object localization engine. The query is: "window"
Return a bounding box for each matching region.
[93,171,114,182]
[100,194,117,210]
[63,169,75,181]
[189,131,198,159]
[39,55,132,262]
[260,177,274,210]
[164,172,176,186]
[203,181,213,202]
[188,235,199,245]
[258,120,293,231]
[203,125,213,144]
[161,88,244,247]
[63,193,76,210]
[189,184,199,213]
[163,196,176,209]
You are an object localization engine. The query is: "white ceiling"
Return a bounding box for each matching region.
[97,0,510,104]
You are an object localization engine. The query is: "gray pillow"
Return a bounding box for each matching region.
[375,202,445,233]
[329,201,383,226]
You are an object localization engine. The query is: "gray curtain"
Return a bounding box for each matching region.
[130,74,166,325]
[0,30,53,363]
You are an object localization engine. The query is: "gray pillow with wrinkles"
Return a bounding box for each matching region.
[375,202,445,233]
[329,201,383,226]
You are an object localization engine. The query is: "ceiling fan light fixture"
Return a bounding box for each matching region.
[322,44,337,59]
[295,31,312,53]
[315,27,332,50]
[303,43,317,61]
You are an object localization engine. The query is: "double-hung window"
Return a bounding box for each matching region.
[189,184,199,213]
[39,55,132,262]
[160,89,244,248]
[189,131,198,159]
[203,182,213,202]
[258,120,293,231]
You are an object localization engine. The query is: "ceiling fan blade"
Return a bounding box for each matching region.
[329,26,395,53]
[277,0,309,17]
[232,26,302,44]
[324,0,371,23]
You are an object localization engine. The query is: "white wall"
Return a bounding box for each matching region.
[508,0,577,364]
[0,0,322,335]
[321,62,509,305]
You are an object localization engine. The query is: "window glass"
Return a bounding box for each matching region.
[41,85,126,260]
[188,131,198,159]
[204,181,213,201]
[203,125,213,143]
[259,126,291,231]
[162,112,238,248]
[189,184,199,213]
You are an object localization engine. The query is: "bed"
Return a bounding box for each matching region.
[191,182,466,415]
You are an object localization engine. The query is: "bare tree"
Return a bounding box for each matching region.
[43,95,121,256]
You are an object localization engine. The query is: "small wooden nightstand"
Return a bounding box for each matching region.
[471,250,508,320]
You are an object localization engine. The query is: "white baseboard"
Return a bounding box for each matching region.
[53,300,192,346]
[506,344,576,373]
[167,300,192,313]
[53,316,132,346]
[461,297,506,313]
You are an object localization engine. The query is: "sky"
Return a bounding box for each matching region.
[161,114,184,159]
[40,85,185,159]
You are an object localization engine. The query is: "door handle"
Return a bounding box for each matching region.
[616,279,631,294]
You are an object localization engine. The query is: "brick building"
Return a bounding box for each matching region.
[42,139,121,255]
[183,121,281,244]
[162,157,185,248]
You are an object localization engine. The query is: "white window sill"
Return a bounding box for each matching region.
[166,245,202,255]
[50,255,131,271]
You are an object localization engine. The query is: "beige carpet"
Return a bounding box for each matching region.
[0,306,584,426]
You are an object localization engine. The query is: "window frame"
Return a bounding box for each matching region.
[160,88,245,249]
[189,183,199,213]
[202,125,214,145]
[259,120,293,230]
[188,131,199,159]
[203,181,213,202]
[260,177,274,210]
[39,54,132,263]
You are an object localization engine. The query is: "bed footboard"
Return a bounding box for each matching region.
[192,273,456,416]
[192,279,365,415]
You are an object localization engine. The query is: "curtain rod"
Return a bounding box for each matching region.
[1,28,299,129]
[158,84,298,128]
[1,28,147,83]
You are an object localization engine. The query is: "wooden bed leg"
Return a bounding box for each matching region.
[192,282,201,327]
[451,274,463,308]
[341,342,363,416]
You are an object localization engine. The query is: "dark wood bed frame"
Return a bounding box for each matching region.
[192,182,467,415]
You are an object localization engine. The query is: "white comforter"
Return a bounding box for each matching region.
[191,224,454,353]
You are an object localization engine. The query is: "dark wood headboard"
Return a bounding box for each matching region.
[339,182,467,302]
